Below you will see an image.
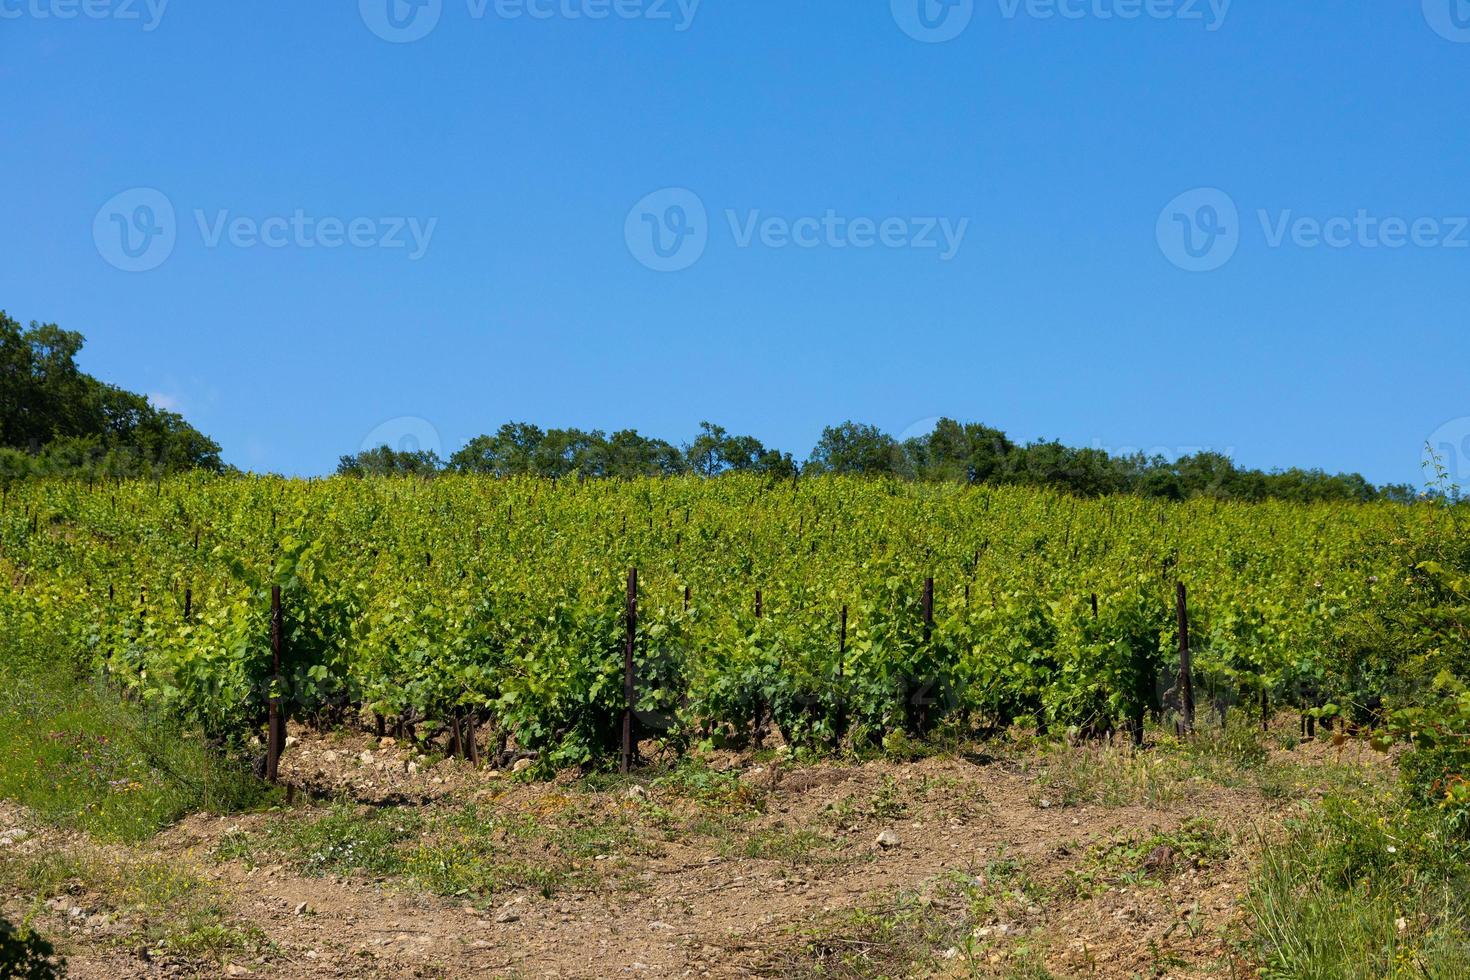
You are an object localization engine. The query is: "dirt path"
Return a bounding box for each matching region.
[5,730,1386,979]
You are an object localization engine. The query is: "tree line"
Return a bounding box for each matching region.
[0,308,1418,504]
[340,418,1416,505]
[1,312,223,480]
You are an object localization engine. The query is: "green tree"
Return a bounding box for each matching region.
[0,311,222,476]
[683,422,793,477]
[449,423,546,476]
[806,422,905,477]
[338,445,443,477]
[903,418,1015,483]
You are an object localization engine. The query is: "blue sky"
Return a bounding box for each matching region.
[3,1,1469,485]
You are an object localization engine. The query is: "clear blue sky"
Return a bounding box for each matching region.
[4,1,1469,485]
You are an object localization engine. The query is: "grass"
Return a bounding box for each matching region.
[648,757,766,812]
[217,797,660,901]
[1,847,268,966]
[1026,717,1382,811]
[769,871,1062,979]
[0,670,269,842]
[726,827,839,865]
[1247,793,1470,979]
[1062,818,1234,899]
[777,889,965,979]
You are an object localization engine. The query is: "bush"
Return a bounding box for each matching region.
[0,917,62,979]
[1249,793,1470,978]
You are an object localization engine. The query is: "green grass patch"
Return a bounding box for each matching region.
[726,828,837,865]
[1027,720,1383,812]
[1,848,268,966]
[218,798,658,901]
[1247,793,1470,979]
[1062,818,1233,899]
[0,672,269,841]
[648,757,766,812]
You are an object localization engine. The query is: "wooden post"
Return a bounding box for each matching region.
[836,604,849,741]
[1090,593,1099,619]
[683,585,691,613]
[922,578,934,639]
[753,589,765,749]
[620,568,638,775]
[1175,582,1195,734]
[448,712,462,758]
[919,578,934,731]
[466,712,480,767]
[183,588,192,622]
[1260,683,1269,732]
[266,585,284,783]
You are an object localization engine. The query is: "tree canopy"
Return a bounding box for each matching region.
[343,414,1411,505]
[0,311,222,479]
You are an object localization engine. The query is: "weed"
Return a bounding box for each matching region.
[0,674,269,841]
[1,848,267,966]
[1247,793,1470,978]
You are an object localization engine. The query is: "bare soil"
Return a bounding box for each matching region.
[1,727,1387,979]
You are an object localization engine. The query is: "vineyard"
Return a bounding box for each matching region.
[3,474,1459,776]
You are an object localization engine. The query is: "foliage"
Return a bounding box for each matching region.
[0,661,269,841]
[0,917,61,980]
[1249,793,1470,978]
[419,414,1412,504]
[0,311,222,480]
[337,445,443,477]
[2,475,1461,771]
